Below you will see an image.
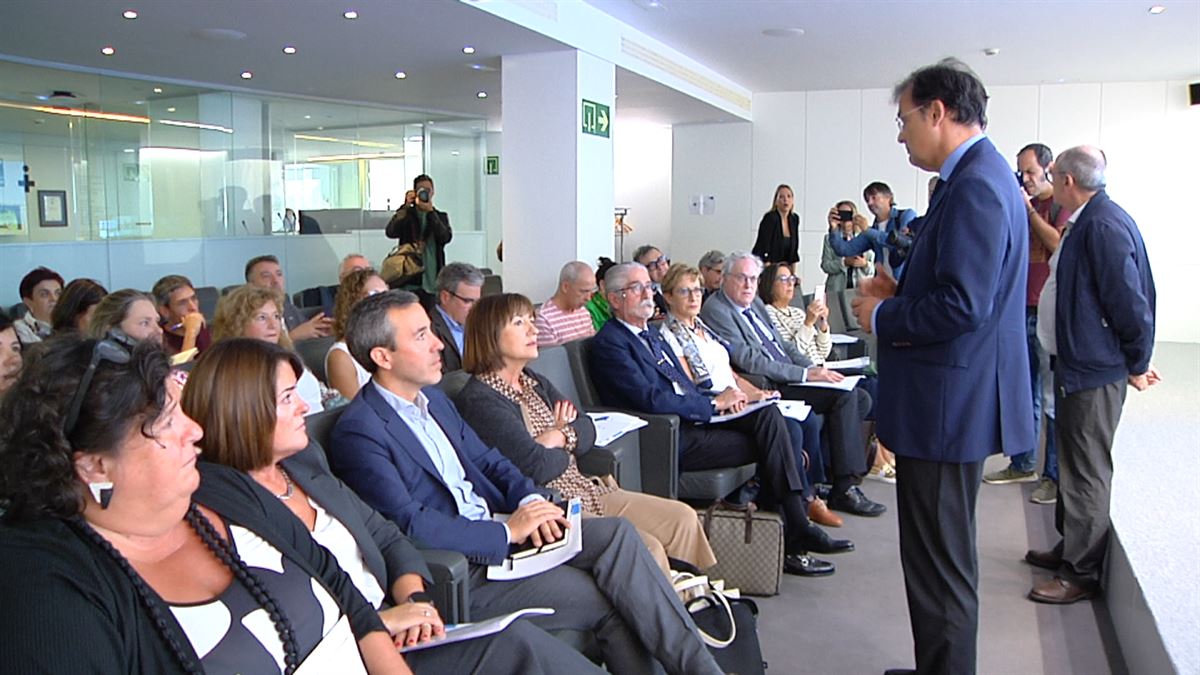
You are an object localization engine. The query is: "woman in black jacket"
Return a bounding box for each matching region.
[752,184,801,264]
[456,293,716,576]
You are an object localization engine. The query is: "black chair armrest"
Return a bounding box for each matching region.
[577,427,643,493]
[418,548,470,624]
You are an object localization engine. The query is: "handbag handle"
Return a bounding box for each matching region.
[702,500,757,545]
[685,586,737,648]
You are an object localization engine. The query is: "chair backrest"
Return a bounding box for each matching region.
[437,370,471,398]
[527,344,583,408]
[295,285,336,309]
[6,302,28,320]
[828,289,859,333]
[305,405,346,460]
[221,284,243,297]
[563,339,602,409]
[481,275,502,297]
[295,335,336,384]
[195,286,219,322]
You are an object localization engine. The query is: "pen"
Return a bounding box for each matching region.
[593,415,610,421]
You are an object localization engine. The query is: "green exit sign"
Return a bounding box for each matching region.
[485,156,499,175]
[581,99,610,138]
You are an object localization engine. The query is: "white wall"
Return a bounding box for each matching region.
[668,80,1200,343]
[613,121,672,263]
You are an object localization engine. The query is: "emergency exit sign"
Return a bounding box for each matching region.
[581,99,610,138]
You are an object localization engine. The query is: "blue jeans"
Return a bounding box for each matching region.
[1012,309,1058,480]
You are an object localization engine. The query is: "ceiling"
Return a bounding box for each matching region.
[585,0,1200,92]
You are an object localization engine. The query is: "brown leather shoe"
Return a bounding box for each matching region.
[808,498,844,528]
[1028,577,1097,604]
[1024,548,1062,570]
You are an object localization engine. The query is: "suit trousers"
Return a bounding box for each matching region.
[780,385,870,493]
[1053,379,1126,586]
[467,516,721,675]
[405,618,605,674]
[599,488,718,574]
[896,455,984,675]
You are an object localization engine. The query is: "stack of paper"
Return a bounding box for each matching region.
[400,608,557,653]
[587,411,649,447]
[824,356,871,371]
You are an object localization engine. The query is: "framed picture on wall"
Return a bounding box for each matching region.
[38,189,67,227]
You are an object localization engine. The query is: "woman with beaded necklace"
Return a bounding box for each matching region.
[0,335,407,673]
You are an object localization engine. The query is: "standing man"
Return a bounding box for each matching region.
[851,58,1034,675]
[862,182,917,274]
[428,262,483,373]
[534,261,597,347]
[984,143,1069,503]
[632,245,670,318]
[1025,146,1158,604]
[386,175,452,299]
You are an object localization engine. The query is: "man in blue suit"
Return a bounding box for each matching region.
[327,290,722,675]
[851,59,1035,675]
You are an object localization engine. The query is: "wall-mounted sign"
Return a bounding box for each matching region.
[581,99,610,138]
[485,155,499,175]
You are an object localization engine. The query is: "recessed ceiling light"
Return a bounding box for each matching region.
[153,87,163,93]
[167,107,176,112]
[101,46,116,56]
[240,71,253,79]
[133,100,145,105]
[983,47,1001,56]
[34,94,49,101]
[450,150,460,156]
[476,91,487,99]
[123,148,135,153]
[462,46,476,55]
[406,135,422,141]
[122,10,138,19]
[343,10,358,19]
[394,71,407,79]
[762,28,804,38]
[304,114,312,119]
[1148,5,1166,13]
[282,45,297,54]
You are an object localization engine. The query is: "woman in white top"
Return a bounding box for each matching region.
[759,262,832,365]
[658,264,843,528]
[327,269,389,399]
[212,285,326,414]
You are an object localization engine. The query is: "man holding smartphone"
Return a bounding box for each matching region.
[386,174,453,297]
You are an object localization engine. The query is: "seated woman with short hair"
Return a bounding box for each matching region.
[182,337,603,674]
[50,278,107,334]
[0,335,406,672]
[455,293,717,575]
[326,268,389,400]
[88,288,164,345]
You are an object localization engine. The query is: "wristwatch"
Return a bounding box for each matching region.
[405,591,434,605]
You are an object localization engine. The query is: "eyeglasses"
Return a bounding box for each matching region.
[775,275,798,284]
[449,291,479,306]
[618,282,653,297]
[63,337,133,438]
[645,255,670,268]
[895,104,929,130]
[672,287,704,298]
[727,273,760,285]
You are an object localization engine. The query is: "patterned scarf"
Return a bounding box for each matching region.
[478,371,616,516]
[664,313,725,392]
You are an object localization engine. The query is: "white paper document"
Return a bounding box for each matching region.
[399,608,556,653]
[824,356,871,371]
[829,333,859,345]
[487,498,583,581]
[775,400,811,421]
[587,411,648,447]
[789,374,863,392]
[709,398,777,423]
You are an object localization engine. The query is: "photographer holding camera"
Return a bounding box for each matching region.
[821,201,875,293]
[384,174,453,297]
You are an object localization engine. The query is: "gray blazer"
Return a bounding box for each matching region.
[282,443,432,595]
[699,290,812,385]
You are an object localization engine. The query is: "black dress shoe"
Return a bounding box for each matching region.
[883,669,916,675]
[797,525,855,554]
[784,553,835,577]
[828,485,887,517]
[814,483,832,500]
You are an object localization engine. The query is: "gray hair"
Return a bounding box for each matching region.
[345,289,421,373]
[88,288,156,339]
[604,262,644,297]
[435,262,484,296]
[558,261,593,285]
[1054,146,1107,191]
[722,251,764,276]
[632,245,661,264]
[698,250,726,270]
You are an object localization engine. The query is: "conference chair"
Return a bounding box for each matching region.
[305,406,470,623]
[564,338,756,501]
[481,274,503,297]
[195,286,219,323]
[295,335,336,384]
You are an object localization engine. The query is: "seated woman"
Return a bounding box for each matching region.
[0,313,22,397]
[182,338,601,674]
[658,264,842,528]
[88,288,164,345]
[0,335,406,672]
[326,268,389,400]
[50,278,107,334]
[759,262,832,365]
[455,293,718,574]
[213,284,326,414]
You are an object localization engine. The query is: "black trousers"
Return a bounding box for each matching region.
[678,406,809,545]
[895,455,984,675]
[779,384,870,493]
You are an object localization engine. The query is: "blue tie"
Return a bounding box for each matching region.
[640,330,696,391]
[743,309,788,362]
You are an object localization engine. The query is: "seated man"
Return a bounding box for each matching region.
[534,261,598,347]
[700,252,886,518]
[327,290,722,675]
[697,250,725,301]
[13,267,63,345]
[151,274,211,357]
[339,253,371,280]
[632,244,671,318]
[245,254,333,342]
[428,262,483,373]
[588,262,852,576]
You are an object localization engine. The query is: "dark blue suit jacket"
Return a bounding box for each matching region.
[588,320,714,424]
[328,382,544,566]
[1053,191,1155,394]
[874,137,1035,463]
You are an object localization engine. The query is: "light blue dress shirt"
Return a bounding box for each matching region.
[435,305,465,355]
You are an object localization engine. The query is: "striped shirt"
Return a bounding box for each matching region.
[534,299,595,347]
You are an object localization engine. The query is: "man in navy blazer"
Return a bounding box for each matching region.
[851,59,1035,675]
[1024,146,1158,605]
[327,289,722,675]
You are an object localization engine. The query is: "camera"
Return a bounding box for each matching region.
[417,188,431,203]
[837,209,854,222]
[886,229,914,251]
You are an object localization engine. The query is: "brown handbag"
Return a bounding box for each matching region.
[698,501,784,596]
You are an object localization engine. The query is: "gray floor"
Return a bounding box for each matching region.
[753,459,1124,675]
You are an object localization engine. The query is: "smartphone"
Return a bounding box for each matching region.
[838,209,854,222]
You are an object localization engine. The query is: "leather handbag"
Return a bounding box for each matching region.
[686,589,767,675]
[380,240,425,287]
[698,501,784,596]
